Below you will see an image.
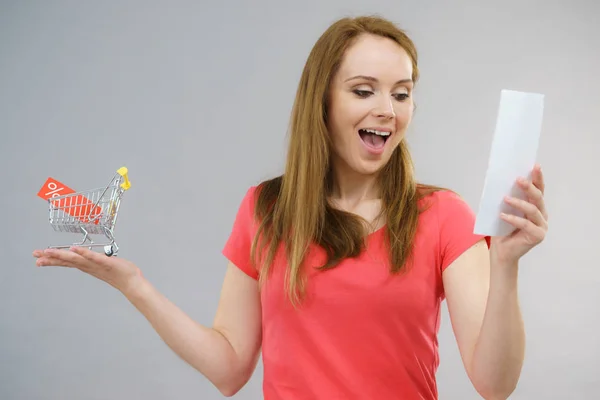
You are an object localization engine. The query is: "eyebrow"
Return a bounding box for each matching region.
[344,75,413,85]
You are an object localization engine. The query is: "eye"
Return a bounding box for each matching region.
[393,93,410,102]
[352,89,373,98]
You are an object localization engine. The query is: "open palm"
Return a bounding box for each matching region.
[33,246,144,294]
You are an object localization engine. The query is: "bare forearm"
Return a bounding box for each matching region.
[471,260,525,399]
[122,279,244,393]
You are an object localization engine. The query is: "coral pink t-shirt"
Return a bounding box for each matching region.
[222,186,489,399]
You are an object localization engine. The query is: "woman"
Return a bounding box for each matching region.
[33,15,548,400]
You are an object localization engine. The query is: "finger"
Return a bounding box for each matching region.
[36,255,78,268]
[39,248,93,270]
[517,177,548,220]
[33,249,62,258]
[504,196,547,228]
[532,164,545,194]
[500,213,546,242]
[33,249,74,267]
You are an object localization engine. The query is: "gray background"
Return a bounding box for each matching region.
[1,1,598,399]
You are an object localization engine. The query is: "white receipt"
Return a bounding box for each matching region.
[474,89,545,237]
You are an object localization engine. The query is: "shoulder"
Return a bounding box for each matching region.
[236,176,283,203]
[231,185,259,218]
[433,190,475,215]
[415,186,490,275]
[232,176,283,221]
[416,185,489,247]
[417,186,476,221]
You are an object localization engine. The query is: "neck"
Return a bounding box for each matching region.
[329,159,380,208]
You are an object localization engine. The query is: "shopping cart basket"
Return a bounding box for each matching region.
[47,167,131,256]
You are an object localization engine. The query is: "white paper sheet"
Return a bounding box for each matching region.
[474,89,545,236]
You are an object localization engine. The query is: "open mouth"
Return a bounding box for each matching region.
[358,128,391,150]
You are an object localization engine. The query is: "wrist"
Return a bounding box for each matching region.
[120,272,151,301]
[490,254,519,287]
[490,244,519,268]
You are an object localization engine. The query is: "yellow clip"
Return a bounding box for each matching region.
[117,167,131,190]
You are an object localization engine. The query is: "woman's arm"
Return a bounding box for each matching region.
[33,248,263,397]
[125,262,262,396]
[443,240,525,400]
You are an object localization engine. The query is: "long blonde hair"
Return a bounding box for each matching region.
[250,16,444,306]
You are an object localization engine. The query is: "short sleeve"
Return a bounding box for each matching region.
[436,190,491,272]
[222,186,259,279]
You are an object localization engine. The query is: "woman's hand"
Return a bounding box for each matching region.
[491,163,549,265]
[33,246,144,295]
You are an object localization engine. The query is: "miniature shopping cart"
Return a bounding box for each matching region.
[47,167,131,256]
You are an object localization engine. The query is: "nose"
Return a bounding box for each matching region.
[373,97,396,119]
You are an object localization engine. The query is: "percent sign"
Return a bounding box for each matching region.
[37,177,102,224]
[37,177,75,202]
[45,182,65,198]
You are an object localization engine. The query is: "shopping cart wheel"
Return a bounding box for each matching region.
[104,245,115,257]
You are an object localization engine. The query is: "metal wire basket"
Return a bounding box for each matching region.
[47,167,131,256]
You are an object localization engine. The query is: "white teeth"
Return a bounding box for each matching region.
[363,129,391,137]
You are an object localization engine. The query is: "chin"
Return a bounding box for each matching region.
[350,155,390,176]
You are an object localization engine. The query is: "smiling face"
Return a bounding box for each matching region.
[326,33,415,177]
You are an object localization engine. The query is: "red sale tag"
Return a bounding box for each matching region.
[38,177,102,224]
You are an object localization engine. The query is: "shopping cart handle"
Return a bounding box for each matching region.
[117,167,131,190]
